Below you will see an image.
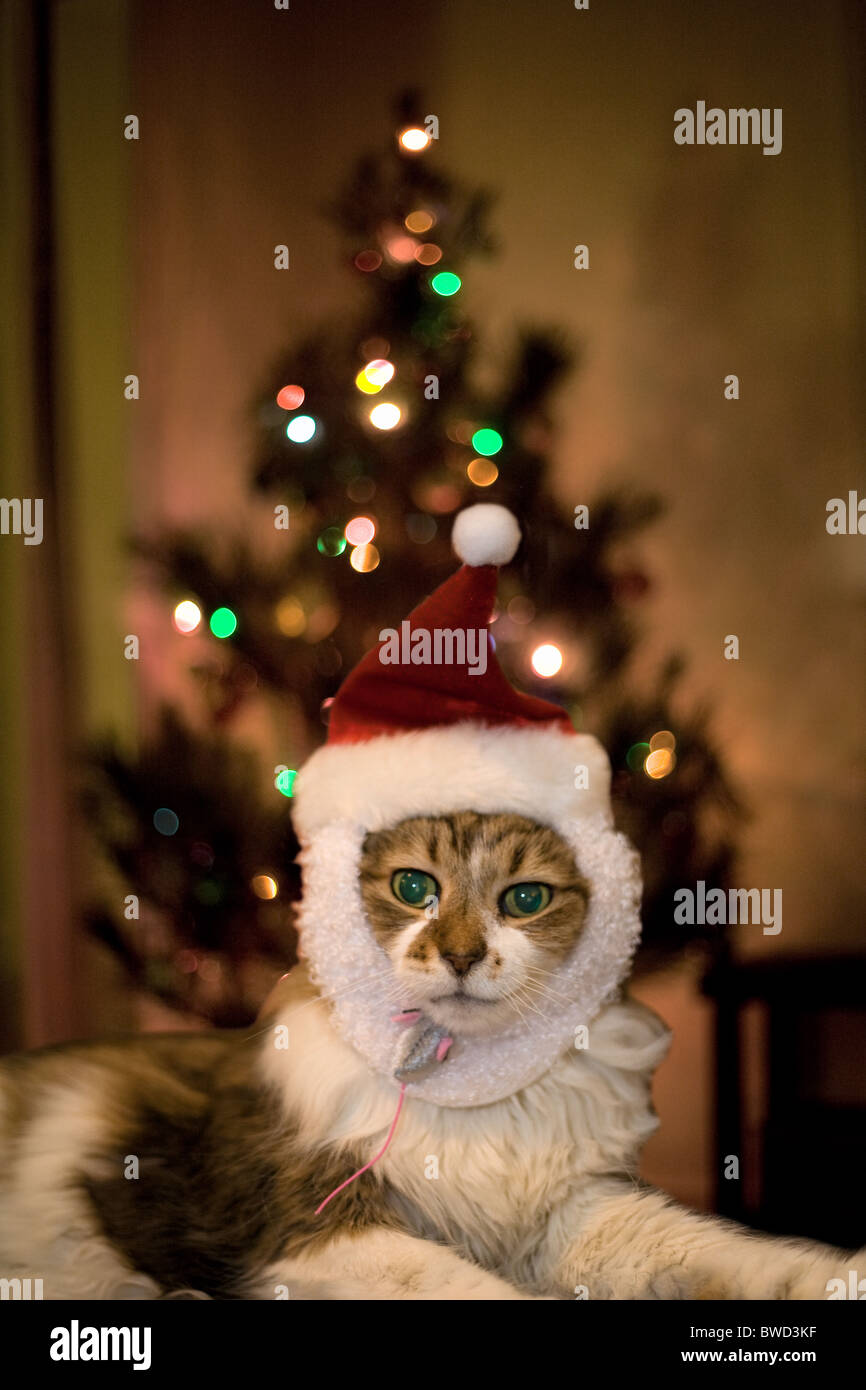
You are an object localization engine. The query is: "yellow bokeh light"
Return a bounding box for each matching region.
[251,874,278,900]
[399,127,430,152]
[467,457,499,487]
[355,368,381,395]
[531,643,563,678]
[649,730,676,752]
[364,358,395,387]
[414,243,442,266]
[369,403,402,430]
[350,542,380,573]
[275,596,306,637]
[405,210,434,234]
[645,748,676,779]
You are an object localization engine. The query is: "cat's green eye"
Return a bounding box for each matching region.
[501,882,552,918]
[392,870,439,907]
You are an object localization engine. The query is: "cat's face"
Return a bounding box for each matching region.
[359,811,589,1037]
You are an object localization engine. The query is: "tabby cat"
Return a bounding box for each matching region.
[0,811,858,1299]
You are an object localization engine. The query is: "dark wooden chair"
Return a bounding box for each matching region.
[702,950,866,1249]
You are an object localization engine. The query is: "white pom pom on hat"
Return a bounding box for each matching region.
[452,503,521,567]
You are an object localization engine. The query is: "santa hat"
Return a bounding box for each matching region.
[293,504,612,838]
[292,504,643,1107]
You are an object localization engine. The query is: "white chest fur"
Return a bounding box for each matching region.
[258,988,671,1280]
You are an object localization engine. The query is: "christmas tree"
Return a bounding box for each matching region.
[85,93,741,1026]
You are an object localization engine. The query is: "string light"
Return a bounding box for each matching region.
[276,768,298,797]
[405,210,434,233]
[317,527,347,557]
[649,730,677,752]
[363,359,395,387]
[286,414,316,443]
[355,359,395,393]
[369,403,401,430]
[384,236,418,263]
[251,874,279,900]
[399,127,430,153]
[414,243,442,266]
[467,458,498,487]
[276,384,304,410]
[153,807,179,836]
[275,596,306,636]
[209,607,238,638]
[413,480,461,513]
[355,369,381,395]
[350,543,380,572]
[345,516,376,546]
[531,643,563,678]
[645,748,676,779]
[173,600,202,634]
[471,427,503,456]
[430,271,461,297]
[354,250,382,272]
[626,742,651,772]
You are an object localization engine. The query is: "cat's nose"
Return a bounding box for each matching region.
[441,949,486,977]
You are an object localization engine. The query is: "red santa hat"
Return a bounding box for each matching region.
[291,504,613,840]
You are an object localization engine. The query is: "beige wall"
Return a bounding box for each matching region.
[432,0,866,1200]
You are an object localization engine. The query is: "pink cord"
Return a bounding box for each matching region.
[314,1082,408,1216]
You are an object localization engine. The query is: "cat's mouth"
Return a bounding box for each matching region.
[430,992,497,1006]
[420,987,516,1037]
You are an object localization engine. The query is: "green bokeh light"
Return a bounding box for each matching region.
[430,271,462,297]
[626,741,651,772]
[194,878,224,906]
[209,607,238,638]
[276,768,298,798]
[471,428,503,457]
[317,527,347,557]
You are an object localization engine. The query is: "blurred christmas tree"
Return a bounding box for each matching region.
[85,93,741,1025]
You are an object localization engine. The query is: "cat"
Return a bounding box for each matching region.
[0,810,859,1300]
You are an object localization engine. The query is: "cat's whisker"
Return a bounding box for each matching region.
[510,984,553,1024]
[521,970,575,1007]
[523,982,575,1017]
[502,985,547,1037]
[249,965,399,1034]
[523,963,577,988]
[241,969,402,1046]
[502,988,533,1031]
